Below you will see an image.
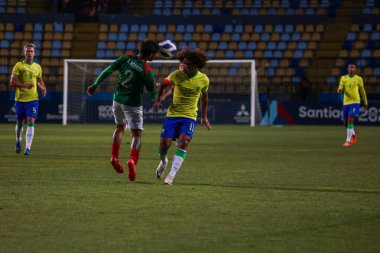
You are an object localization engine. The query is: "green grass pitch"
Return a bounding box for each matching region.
[0,124,379,253]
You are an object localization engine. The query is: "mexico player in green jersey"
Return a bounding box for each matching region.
[10,42,47,156]
[337,64,368,147]
[153,47,211,185]
[87,40,159,181]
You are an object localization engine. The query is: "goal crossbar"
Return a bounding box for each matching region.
[63,59,258,126]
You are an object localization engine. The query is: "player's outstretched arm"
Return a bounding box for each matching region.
[87,65,115,96]
[200,92,211,130]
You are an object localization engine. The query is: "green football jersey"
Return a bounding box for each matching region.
[92,55,157,106]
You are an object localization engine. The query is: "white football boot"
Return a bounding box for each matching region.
[156,157,168,179]
[164,175,174,185]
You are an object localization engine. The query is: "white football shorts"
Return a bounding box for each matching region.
[112,101,144,130]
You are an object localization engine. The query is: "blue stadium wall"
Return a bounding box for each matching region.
[1,92,379,125]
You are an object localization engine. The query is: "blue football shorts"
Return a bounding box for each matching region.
[160,117,197,140]
[15,100,39,121]
[342,103,360,121]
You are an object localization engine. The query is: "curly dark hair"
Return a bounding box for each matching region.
[177,47,209,69]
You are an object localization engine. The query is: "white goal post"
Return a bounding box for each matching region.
[63,59,261,126]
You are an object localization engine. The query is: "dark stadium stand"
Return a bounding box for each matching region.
[0,21,73,90]
[0,0,27,13]
[95,21,325,95]
[152,0,336,16]
[328,22,380,93]
[362,0,380,14]
[0,12,74,91]
[0,0,379,100]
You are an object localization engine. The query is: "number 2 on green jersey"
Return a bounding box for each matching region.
[121,69,134,87]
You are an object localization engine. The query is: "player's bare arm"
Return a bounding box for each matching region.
[200,91,211,130]
[359,86,368,110]
[37,78,47,97]
[9,76,33,89]
[153,80,172,112]
[161,86,173,101]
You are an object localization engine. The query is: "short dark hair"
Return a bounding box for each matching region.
[177,47,209,69]
[139,39,159,57]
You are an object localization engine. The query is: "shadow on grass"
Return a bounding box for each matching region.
[133,181,155,185]
[178,182,380,194]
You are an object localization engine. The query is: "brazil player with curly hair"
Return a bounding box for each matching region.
[153,47,211,185]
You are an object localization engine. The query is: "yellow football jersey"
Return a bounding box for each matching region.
[11,61,42,102]
[166,70,209,120]
[338,74,368,106]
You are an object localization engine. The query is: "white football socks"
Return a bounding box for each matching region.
[346,128,353,142]
[25,126,35,150]
[168,149,186,178]
[346,128,356,142]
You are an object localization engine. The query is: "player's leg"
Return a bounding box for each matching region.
[110,101,127,173]
[156,137,172,179]
[164,118,196,185]
[15,121,23,153]
[14,102,24,153]
[123,105,144,181]
[342,105,351,146]
[156,117,176,179]
[345,116,354,144]
[24,118,36,155]
[129,129,141,164]
[126,105,143,165]
[343,104,359,147]
[24,101,38,156]
[126,129,141,181]
[349,104,360,145]
[164,133,191,185]
[110,124,127,173]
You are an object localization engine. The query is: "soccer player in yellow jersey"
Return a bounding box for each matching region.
[337,64,368,147]
[153,47,211,185]
[10,43,46,155]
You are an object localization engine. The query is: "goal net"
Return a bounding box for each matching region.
[63,59,262,126]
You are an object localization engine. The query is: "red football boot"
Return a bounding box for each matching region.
[127,159,136,181]
[343,141,352,147]
[110,156,124,174]
[351,132,358,145]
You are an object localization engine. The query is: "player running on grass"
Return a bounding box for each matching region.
[87,39,159,181]
[337,64,368,147]
[153,47,211,185]
[10,42,47,156]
